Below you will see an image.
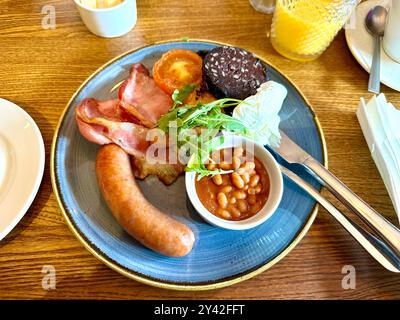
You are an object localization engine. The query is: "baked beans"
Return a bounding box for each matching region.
[195,147,270,221]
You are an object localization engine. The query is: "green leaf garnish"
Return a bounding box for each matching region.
[171,84,197,110]
[157,93,250,178]
[185,136,233,181]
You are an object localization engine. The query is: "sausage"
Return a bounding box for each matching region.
[96,144,195,257]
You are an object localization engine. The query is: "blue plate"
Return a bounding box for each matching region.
[51,40,327,290]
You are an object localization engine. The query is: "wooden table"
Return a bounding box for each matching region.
[0,0,399,300]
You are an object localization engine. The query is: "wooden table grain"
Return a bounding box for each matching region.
[0,0,399,300]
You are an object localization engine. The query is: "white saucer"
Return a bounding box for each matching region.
[0,98,45,240]
[345,0,400,92]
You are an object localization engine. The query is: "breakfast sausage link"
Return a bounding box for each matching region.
[96,144,195,257]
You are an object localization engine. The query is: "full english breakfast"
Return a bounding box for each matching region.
[74,45,286,256]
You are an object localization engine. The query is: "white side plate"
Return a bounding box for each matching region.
[0,98,45,240]
[345,0,400,92]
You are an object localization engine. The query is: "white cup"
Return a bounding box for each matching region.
[74,0,137,38]
[383,0,400,63]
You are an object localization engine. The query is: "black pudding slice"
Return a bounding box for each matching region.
[203,46,268,100]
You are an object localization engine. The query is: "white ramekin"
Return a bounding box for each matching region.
[74,0,137,38]
[185,135,283,230]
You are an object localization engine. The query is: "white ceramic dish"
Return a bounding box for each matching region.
[345,0,400,92]
[383,0,400,63]
[74,0,137,38]
[0,98,45,240]
[185,135,283,230]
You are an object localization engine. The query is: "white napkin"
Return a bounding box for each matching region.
[357,94,400,223]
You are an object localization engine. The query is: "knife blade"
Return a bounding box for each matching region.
[272,130,313,164]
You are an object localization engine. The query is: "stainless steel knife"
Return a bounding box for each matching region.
[270,130,400,256]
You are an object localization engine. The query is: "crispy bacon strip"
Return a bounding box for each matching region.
[76,98,150,158]
[75,63,183,185]
[75,98,184,185]
[118,63,172,128]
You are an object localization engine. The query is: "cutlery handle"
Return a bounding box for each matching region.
[368,36,381,94]
[281,166,400,273]
[304,158,400,256]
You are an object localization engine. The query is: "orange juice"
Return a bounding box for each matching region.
[271,0,358,61]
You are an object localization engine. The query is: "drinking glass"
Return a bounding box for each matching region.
[250,0,276,14]
[270,0,358,61]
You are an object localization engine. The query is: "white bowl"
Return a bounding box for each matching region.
[74,0,137,38]
[185,135,283,230]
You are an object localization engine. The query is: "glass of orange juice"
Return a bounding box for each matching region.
[270,0,358,61]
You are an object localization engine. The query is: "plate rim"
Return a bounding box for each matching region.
[345,0,400,92]
[0,98,45,240]
[50,38,328,291]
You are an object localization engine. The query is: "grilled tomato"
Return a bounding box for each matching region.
[153,50,203,95]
